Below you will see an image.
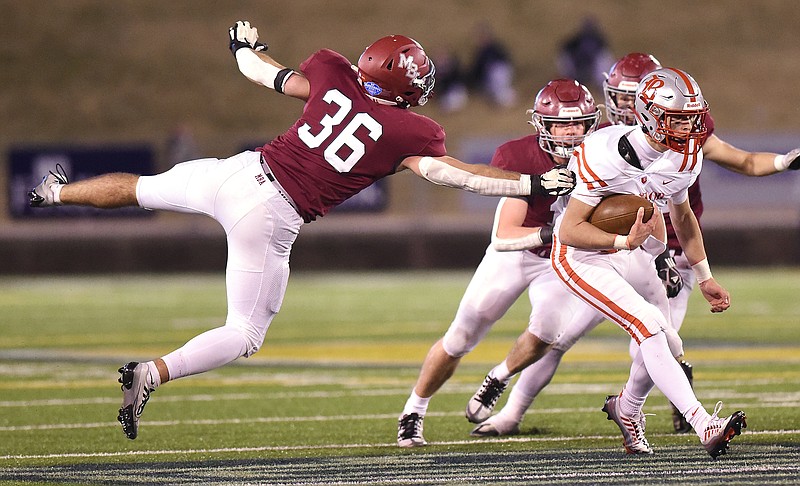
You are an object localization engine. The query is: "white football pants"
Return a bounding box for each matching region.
[441,246,588,358]
[500,250,696,421]
[136,151,303,380]
[551,237,700,415]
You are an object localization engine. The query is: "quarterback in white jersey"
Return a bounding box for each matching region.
[549,68,746,458]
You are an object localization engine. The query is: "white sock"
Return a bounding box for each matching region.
[144,360,161,389]
[686,403,712,437]
[52,184,63,204]
[619,349,654,416]
[619,387,647,418]
[496,388,533,423]
[489,360,512,383]
[402,390,431,416]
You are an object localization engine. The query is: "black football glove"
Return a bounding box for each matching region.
[655,249,683,298]
[531,167,576,196]
[229,20,268,57]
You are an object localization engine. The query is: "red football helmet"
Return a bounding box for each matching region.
[604,52,662,125]
[529,79,601,158]
[357,35,435,108]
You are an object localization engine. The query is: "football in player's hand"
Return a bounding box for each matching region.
[588,194,654,235]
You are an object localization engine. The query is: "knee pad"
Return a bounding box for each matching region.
[527,315,561,345]
[226,317,266,357]
[442,321,488,358]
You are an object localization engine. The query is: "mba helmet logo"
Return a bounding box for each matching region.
[398,53,420,80]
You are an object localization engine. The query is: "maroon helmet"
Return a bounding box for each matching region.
[528,79,601,158]
[604,52,662,125]
[357,35,435,108]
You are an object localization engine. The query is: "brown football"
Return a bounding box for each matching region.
[588,194,654,235]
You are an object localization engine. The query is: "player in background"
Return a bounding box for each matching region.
[397,79,599,447]
[482,66,747,458]
[28,21,576,441]
[470,52,800,441]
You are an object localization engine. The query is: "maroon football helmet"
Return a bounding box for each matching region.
[604,52,662,125]
[529,79,601,158]
[357,35,435,108]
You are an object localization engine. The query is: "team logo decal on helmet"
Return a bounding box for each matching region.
[529,79,601,158]
[364,81,383,97]
[357,35,435,108]
[634,67,708,155]
[398,53,420,80]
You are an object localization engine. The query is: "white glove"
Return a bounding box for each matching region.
[229,20,267,56]
[533,167,576,196]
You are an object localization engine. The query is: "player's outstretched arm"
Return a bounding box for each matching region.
[229,20,310,101]
[703,135,800,176]
[400,155,575,197]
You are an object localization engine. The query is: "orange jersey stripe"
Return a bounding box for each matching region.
[575,143,608,190]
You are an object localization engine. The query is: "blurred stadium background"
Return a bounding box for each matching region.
[2,0,799,273]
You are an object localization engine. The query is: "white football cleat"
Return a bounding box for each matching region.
[602,394,653,454]
[117,361,156,440]
[700,401,746,459]
[465,375,509,424]
[397,413,426,447]
[29,164,69,207]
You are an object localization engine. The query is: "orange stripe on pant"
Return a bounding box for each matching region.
[550,236,654,344]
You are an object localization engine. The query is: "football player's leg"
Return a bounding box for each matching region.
[136,157,232,215]
[477,304,605,435]
[401,250,526,445]
[417,249,527,398]
[161,192,301,379]
[58,172,140,208]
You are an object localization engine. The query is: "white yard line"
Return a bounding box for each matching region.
[3,402,800,433]
[1,429,798,461]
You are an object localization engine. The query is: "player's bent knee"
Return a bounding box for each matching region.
[442,327,482,358]
[663,326,684,359]
[527,320,561,345]
[225,318,267,358]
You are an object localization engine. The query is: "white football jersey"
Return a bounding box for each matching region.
[553,125,702,222]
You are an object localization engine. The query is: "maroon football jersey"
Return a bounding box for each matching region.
[257,49,447,222]
[490,134,559,249]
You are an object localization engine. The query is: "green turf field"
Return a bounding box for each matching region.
[1,269,799,484]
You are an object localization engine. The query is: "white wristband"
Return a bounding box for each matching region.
[613,234,630,250]
[774,154,788,172]
[692,258,713,283]
[236,48,292,91]
[492,228,544,251]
